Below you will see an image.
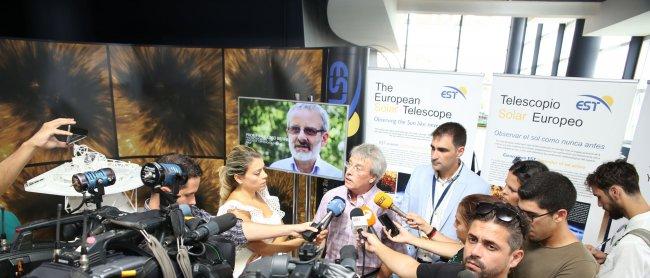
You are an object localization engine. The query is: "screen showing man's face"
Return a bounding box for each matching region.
[287,109,328,162]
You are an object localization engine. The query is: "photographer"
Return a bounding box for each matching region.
[0,118,76,196]
[145,153,317,244]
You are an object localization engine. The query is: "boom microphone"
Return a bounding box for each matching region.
[186,213,237,242]
[302,196,345,241]
[373,191,407,218]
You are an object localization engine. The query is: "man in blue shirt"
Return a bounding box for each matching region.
[398,122,490,261]
[269,103,342,179]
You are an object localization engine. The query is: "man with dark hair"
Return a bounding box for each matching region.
[502,159,549,206]
[512,171,598,277]
[147,153,203,209]
[364,201,529,278]
[398,122,490,261]
[584,160,649,277]
[145,153,318,245]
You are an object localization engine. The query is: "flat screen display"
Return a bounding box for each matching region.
[238,97,348,180]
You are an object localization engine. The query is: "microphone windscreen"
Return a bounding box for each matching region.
[373,192,393,209]
[339,244,357,272]
[350,208,367,231]
[213,213,237,233]
[360,205,376,226]
[327,196,346,217]
[457,269,477,278]
[350,208,364,218]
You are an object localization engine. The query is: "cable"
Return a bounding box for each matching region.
[204,243,223,262]
[361,242,366,278]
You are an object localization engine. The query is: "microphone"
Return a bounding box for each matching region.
[360,205,377,235]
[419,263,466,276]
[373,191,407,218]
[350,208,367,235]
[186,213,237,242]
[339,245,357,272]
[302,196,346,241]
[457,269,477,278]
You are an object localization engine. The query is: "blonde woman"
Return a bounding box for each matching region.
[217,145,305,276]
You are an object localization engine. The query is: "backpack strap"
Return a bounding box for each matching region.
[626,228,650,247]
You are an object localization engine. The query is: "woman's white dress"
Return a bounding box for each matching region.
[216,188,285,277]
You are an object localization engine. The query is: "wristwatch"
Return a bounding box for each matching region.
[427,227,437,239]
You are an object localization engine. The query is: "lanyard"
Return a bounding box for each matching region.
[429,163,463,224]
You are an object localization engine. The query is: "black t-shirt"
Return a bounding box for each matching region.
[416,262,465,278]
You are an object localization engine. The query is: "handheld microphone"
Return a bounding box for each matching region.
[339,245,357,272]
[373,191,408,218]
[302,196,345,241]
[360,205,377,235]
[187,213,237,242]
[350,208,367,236]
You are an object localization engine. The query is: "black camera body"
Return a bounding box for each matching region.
[240,243,357,278]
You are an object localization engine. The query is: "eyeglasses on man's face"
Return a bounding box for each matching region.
[521,209,556,221]
[287,126,325,136]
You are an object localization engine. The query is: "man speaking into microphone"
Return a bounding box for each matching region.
[314,144,405,277]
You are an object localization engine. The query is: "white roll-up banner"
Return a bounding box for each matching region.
[364,68,483,191]
[628,86,650,203]
[482,74,637,245]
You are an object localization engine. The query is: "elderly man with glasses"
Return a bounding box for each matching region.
[363,200,530,278]
[511,171,598,278]
[314,143,405,278]
[269,102,342,178]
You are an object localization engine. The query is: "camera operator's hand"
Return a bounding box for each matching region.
[25,118,76,150]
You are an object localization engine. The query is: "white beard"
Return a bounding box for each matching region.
[289,140,321,162]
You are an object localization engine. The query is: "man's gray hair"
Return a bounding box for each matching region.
[350,143,387,180]
[286,103,330,131]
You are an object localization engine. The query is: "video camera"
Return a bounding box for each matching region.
[2,161,237,278]
[240,243,358,278]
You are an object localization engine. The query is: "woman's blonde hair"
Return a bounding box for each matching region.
[219,145,263,204]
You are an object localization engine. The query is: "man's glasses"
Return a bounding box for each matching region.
[476,202,520,222]
[476,202,528,235]
[287,126,325,136]
[345,162,367,173]
[521,209,556,221]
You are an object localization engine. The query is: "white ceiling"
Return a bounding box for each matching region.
[326,0,650,52]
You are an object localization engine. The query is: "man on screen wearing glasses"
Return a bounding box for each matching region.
[270,103,342,178]
[511,171,598,278]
